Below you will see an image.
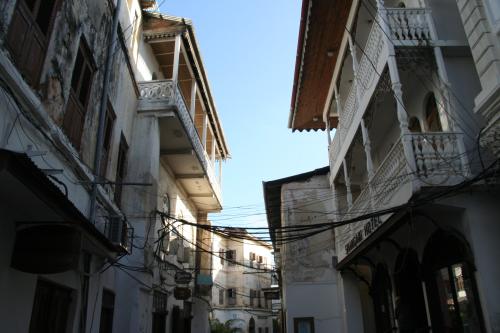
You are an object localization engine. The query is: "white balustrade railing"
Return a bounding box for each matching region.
[340,82,358,143]
[409,132,466,179]
[139,79,174,100]
[386,8,431,42]
[356,23,384,98]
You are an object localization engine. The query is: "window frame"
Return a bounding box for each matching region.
[6,0,61,87]
[293,317,315,333]
[114,134,129,207]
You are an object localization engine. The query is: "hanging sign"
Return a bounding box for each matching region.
[175,271,192,284]
[174,287,192,300]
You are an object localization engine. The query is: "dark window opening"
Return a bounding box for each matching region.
[425,93,443,132]
[114,134,128,207]
[29,279,72,333]
[99,290,115,333]
[218,289,224,305]
[227,288,236,305]
[226,249,236,265]
[408,117,422,133]
[152,291,168,333]
[100,101,116,177]
[6,0,60,87]
[63,39,95,150]
[293,317,315,333]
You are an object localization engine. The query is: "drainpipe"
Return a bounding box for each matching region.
[89,0,122,224]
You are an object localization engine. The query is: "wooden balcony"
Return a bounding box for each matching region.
[138,79,222,211]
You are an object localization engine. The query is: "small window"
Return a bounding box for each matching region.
[63,38,96,150]
[218,289,224,305]
[152,291,168,333]
[226,250,236,265]
[6,0,59,86]
[114,134,128,207]
[227,288,236,305]
[425,93,442,132]
[219,249,225,265]
[29,279,72,333]
[257,290,262,308]
[99,290,115,333]
[250,289,256,307]
[408,117,422,133]
[294,317,315,333]
[100,101,116,177]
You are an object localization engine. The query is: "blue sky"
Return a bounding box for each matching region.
[160,0,329,227]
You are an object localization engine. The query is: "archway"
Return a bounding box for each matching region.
[425,93,443,132]
[371,264,394,333]
[248,317,255,333]
[423,230,484,332]
[394,249,428,332]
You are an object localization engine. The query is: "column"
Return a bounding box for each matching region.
[348,33,362,101]
[331,181,339,222]
[343,159,353,209]
[172,34,181,84]
[201,113,207,148]
[419,0,454,130]
[377,0,417,175]
[211,132,216,166]
[360,119,374,179]
[218,157,223,186]
[190,80,197,120]
[360,119,376,209]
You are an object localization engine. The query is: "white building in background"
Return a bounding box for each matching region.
[274,0,500,332]
[211,229,275,333]
[0,0,229,332]
[263,167,343,333]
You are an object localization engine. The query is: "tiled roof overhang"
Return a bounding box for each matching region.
[289,0,352,132]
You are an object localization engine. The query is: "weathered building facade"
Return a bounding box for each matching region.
[264,167,342,333]
[211,229,275,333]
[275,0,500,332]
[0,0,229,332]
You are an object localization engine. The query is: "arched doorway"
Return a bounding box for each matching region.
[394,249,428,332]
[423,230,485,332]
[425,93,443,132]
[371,264,394,333]
[248,317,255,333]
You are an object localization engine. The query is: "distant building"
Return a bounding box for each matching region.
[211,229,275,333]
[271,0,500,332]
[263,167,342,333]
[0,0,229,332]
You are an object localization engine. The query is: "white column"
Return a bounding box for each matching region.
[218,157,223,186]
[190,80,197,120]
[325,117,332,145]
[348,33,362,101]
[172,34,181,84]
[377,0,417,176]
[211,131,216,166]
[331,181,339,222]
[360,119,374,179]
[343,159,353,209]
[201,113,207,148]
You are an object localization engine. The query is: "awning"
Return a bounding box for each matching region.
[0,149,123,273]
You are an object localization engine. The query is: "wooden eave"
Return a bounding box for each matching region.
[289,0,352,132]
[142,12,231,159]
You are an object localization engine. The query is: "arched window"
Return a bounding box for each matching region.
[423,230,485,332]
[425,93,443,132]
[249,317,255,333]
[408,117,422,133]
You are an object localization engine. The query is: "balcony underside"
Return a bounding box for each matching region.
[158,116,221,211]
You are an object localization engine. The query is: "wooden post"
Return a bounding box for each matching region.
[190,80,197,120]
[172,34,181,84]
[202,113,207,148]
